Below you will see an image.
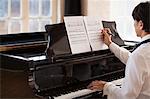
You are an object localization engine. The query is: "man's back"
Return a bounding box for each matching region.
[132,40,150,99]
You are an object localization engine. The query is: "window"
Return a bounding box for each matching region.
[29,0,52,32]
[0,0,62,34]
[110,0,148,41]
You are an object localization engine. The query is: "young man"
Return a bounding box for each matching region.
[88,1,150,99]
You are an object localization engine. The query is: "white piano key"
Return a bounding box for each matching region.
[54,78,124,99]
[54,89,96,99]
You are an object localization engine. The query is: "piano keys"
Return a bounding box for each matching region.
[53,78,123,99]
[53,89,98,99]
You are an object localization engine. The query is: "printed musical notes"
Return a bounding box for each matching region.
[64,16,108,54]
[84,16,108,51]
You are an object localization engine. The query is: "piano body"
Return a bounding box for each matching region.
[0,32,48,98]
[0,23,134,99]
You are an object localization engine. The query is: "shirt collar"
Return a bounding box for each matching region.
[141,34,150,41]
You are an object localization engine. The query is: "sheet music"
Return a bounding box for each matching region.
[64,16,91,54]
[84,16,108,51]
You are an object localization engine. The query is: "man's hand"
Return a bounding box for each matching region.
[87,80,106,91]
[101,28,112,46]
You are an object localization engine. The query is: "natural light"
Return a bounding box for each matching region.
[110,0,148,42]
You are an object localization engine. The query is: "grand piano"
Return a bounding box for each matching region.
[0,22,135,99]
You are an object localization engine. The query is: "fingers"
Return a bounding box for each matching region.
[87,81,96,87]
[87,80,106,91]
[101,28,112,36]
[104,29,110,36]
[100,28,112,46]
[100,30,109,41]
[88,85,100,90]
[101,29,109,38]
[104,28,111,34]
[87,80,98,89]
[87,81,100,91]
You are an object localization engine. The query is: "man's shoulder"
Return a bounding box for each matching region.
[133,42,149,53]
[131,43,150,61]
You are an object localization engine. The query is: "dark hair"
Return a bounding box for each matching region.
[132,1,150,32]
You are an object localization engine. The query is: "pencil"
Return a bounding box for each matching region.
[107,32,115,36]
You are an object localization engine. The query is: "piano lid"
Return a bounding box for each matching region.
[0,32,48,57]
[45,23,71,56]
[0,32,48,45]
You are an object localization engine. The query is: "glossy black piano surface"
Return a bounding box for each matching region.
[0,32,48,56]
[0,32,48,98]
[33,53,125,97]
[0,23,135,99]
[0,32,48,70]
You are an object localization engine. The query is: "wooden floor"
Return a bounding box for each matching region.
[0,69,38,98]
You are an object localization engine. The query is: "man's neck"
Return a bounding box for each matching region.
[141,32,150,38]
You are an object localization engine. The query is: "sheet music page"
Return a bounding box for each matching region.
[84,16,108,51]
[64,16,91,54]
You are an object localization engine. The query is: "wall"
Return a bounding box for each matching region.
[82,0,111,20]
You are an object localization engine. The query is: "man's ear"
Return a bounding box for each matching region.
[138,20,144,30]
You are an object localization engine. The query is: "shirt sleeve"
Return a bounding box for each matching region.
[103,52,146,99]
[109,42,131,64]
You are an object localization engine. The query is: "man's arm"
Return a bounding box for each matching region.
[109,42,130,64]
[101,28,130,64]
[103,52,145,99]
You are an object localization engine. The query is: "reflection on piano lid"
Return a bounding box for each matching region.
[0,31,48,70]
[28,55,46,61]
[0,32,48,56]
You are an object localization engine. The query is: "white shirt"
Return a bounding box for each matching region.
[103,34,150,99]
